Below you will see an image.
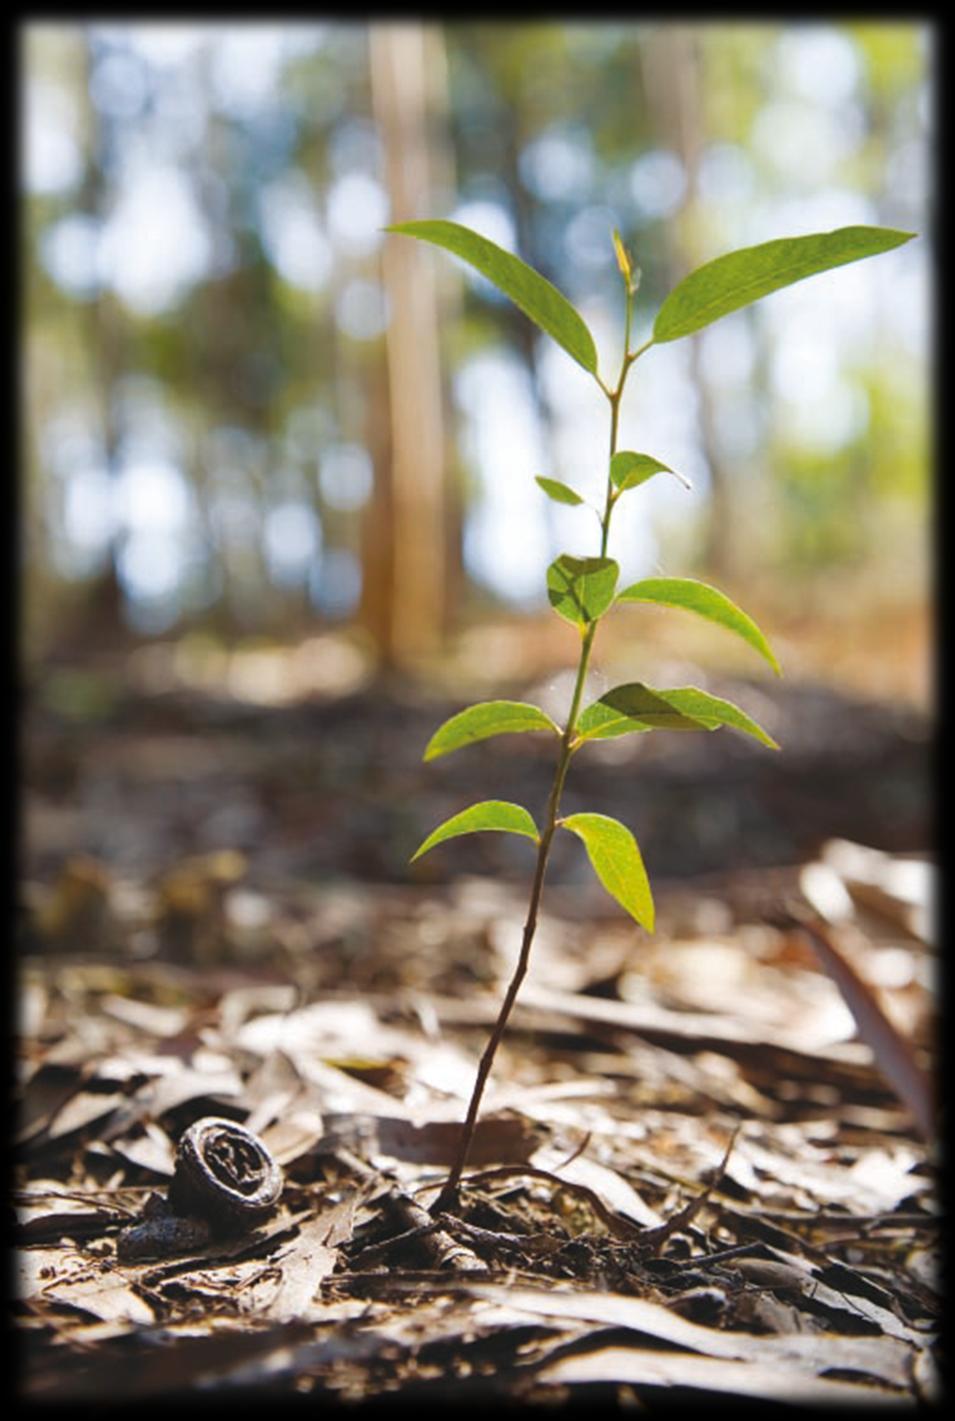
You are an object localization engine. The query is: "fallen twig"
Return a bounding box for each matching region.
[442,1125,740,1251]
[335,1147,487,1272]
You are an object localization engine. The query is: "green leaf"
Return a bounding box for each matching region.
[424,700,561,761]
[653,226,915,343]
[547,555,619,628]
[560,812,654,932]
[610,451,691,493]
[536,476,586,507]
[577,683,779,749]
[651,687,779,749]
[616,577,781,676]
[388,219,599,375]
[577,683,714,739]
[411,800,539,863]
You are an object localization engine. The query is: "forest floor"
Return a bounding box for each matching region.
[16,642,938,1407]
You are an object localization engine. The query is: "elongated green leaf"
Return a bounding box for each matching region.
[616,577,781,676]
[548,555,619,627]
[560,812,654,932]
[652,687,779,748]
[411,800,539,863]
[577,683,779,749]
[388,219,598,375]
[654,226,915,343]
[424,700,561,761]
[610,451,691,493]
[536,476,586,507]
[577,683,714,739]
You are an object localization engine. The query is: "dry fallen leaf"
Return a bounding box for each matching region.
[265,1196,360,1321]
[466,1282,916,1389]
[534,1344,905,1405]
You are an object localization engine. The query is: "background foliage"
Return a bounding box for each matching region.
[21,20,932,692]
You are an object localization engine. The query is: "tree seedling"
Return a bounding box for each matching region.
[388,216,914,1215]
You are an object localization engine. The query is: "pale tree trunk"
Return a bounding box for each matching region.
[640,24,736,579]
[367,22,455,671]
[71,37,127,651]
[499,121,563,560]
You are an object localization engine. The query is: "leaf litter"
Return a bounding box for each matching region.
[16,845,937,1406]
[18,682,936,1404]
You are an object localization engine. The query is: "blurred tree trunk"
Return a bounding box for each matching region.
[641,25,736,579]
[65,39,127,652]
[366,22,456,671]
[499,120,563,558]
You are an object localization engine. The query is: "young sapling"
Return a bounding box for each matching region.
[388,216,914,1215]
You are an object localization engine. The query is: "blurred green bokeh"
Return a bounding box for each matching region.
[21,21,932,682]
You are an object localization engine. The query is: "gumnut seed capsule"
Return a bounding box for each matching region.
[168,1115,283,1231]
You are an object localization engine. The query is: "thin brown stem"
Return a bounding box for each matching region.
[430,819,555,1213]
[430,275,640,1217]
